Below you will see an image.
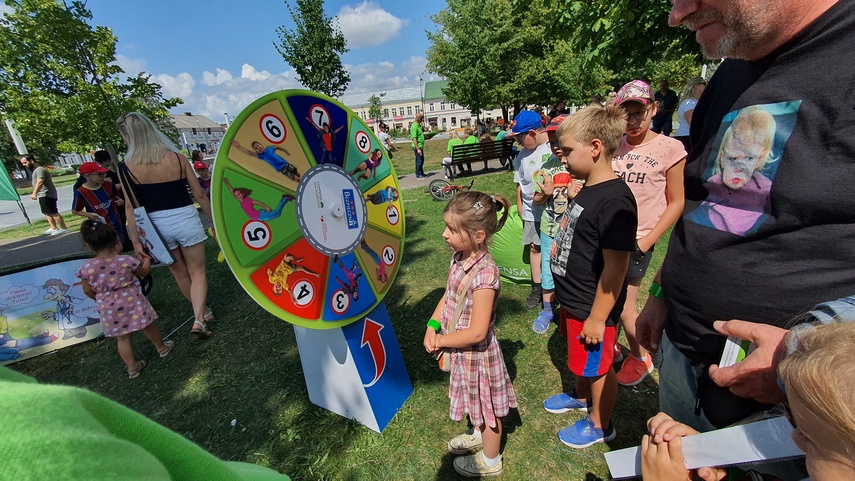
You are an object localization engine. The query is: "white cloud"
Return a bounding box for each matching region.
[240,64,272,81]
[150,59,439,121]
[201,68,234,86]
[115,54,147,76]
[336,1,408,49]
[152,72,195,98]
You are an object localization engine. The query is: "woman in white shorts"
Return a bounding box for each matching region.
[117,112,215,338]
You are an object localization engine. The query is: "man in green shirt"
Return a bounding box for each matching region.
[410,113,426,178]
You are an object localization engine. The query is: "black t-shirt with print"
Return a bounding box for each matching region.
[551,179,637,326]
[662,0,855,362]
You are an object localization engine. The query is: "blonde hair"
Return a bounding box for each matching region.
[555,105,626,157]
[444,191,510,251]
[680,77,706,102]
[779,322,855,454]
[116,112,179,165]
[713,106,777,175]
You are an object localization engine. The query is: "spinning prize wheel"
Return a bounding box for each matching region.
[211,90,405,329]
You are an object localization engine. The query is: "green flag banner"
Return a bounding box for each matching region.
[0,165,19,202]
[489,205,532,284]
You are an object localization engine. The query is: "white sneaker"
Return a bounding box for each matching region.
[50,228,69,236]
[42,228,57,235]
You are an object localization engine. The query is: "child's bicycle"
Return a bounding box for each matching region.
[428,179,474,201]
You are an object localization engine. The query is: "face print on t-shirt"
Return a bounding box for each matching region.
[684,101,799,237]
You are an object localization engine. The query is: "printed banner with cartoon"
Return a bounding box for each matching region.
[1,259,102,365]
[684,101,799,237]
[211,90,406,329]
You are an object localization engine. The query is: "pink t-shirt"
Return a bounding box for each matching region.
[240,197,260,220]
[612,134,686,238]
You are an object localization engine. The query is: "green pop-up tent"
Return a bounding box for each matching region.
[0,164,31,224]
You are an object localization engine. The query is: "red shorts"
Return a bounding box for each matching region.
[560,308,617,377]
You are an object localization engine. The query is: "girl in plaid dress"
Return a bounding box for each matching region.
[423,191,518,477]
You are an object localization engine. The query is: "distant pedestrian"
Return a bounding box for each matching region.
[411,112,426,178]
[651,81,678,136]
[20,155,68,235]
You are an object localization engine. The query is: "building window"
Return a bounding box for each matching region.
[429,103,435,112]
[392,107,397,116]
[451,117,457,126]
[415,105,420,114]
[440,102,446,111]
[450,103,456,109]
[361,111,366,119]
[383,108,389,118]
[407,106,413,116]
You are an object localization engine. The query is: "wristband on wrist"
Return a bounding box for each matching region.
[426,319,441,332]
[648,281,664,300]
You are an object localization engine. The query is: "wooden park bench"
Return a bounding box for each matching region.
[444,138,515,178]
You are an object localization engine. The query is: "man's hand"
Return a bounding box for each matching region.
[637,295,667,352]
[30,192,37,200]
[708,320,787,404]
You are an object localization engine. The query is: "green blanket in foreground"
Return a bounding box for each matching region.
[0,366,290,481]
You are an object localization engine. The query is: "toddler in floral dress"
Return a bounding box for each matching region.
[423,191,518,478]
[76,220,173,378]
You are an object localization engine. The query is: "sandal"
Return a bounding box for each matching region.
[128,359,147,379]
[190,320,212,339]
[157,340,175,358]
[203,308,215,323]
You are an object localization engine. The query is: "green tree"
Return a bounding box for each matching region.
[529,0,701,79]
[367,94,383,123]
[274,0,350,97]
[0,0,181,160]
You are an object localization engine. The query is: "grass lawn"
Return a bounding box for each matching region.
[0,212,85,240]
[16,173,79,195]
[9,170,666,480]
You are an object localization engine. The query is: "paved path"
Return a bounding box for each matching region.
[0,159,510,272]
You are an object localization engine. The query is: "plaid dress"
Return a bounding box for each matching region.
[442,249,518,429]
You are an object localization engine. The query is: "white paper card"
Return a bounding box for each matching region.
[604,417,805,479]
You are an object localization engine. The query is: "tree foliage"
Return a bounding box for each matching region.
[367,94,382,123]
[427,0,616,118]
[427,0,704,115]
[0,0,182,161]
[274,0,350,97]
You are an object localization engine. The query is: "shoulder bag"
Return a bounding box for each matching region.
[117,160,175,266]
[436,266,476,372]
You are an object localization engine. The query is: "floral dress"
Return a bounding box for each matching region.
[441,249,517,429]
[76,256,157,337]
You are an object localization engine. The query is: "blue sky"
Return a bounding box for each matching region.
[85,0,447,121]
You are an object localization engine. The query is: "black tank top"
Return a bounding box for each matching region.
[125,153,193,213]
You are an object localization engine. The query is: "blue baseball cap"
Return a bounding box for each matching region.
[509,110,543,136]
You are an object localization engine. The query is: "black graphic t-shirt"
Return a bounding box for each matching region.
[662,0,855,362]
[551,179,637,325]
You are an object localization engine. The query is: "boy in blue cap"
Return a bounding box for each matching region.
[511,110,553,310]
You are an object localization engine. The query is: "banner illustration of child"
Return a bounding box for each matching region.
[267,253,320,301]
[231,140,301,181]
[349,149,384,181]
[224,178,294,222]
[306,118,344,164]
[365,187,398,206]
[333,255,363,301]
[359,239,388,283]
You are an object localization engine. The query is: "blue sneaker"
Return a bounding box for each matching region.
[532,310,552,334]
[558,415,616,448]
[543,392,592,414]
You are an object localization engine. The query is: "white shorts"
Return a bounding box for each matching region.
[148,205,206,250]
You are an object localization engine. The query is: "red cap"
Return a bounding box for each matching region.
[193,161,208,170]
[545,114,568,132]
[78,162,109,174]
